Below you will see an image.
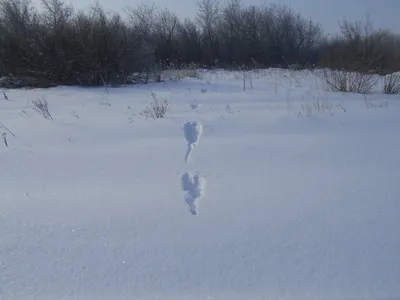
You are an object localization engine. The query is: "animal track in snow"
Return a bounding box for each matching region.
[181,172,207,215]
[181,121,206,215]
[183,121,203,163]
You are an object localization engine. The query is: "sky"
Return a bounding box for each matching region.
[33,0,400,34]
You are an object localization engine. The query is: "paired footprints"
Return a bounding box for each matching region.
[181,121,206,215]
[181,172,206,215]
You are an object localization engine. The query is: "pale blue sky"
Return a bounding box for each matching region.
[33,0,400,34]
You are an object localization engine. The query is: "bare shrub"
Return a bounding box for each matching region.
[321,69,378,94]
[140,92,168,119]
[383,73,400,94]
[319,17,392,74]
[32,98,53,120]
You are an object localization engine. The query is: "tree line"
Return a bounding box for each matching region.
[0,0,399,86]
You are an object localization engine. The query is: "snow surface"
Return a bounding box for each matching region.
[1,69,400,300]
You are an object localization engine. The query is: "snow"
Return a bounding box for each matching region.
[1,69,400,300]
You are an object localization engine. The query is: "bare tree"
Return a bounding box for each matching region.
[323,16,392,73]
[153,8,180,65]
[125,2,157,39]
[218,0,242,65]
[178,19,202,64]
[0,0,41,76]
[196,0,220,64]
[41,0,72,28]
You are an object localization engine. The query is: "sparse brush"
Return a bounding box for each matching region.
[383,73,400,94]
[32,98,53,120]
[140,92,169,119]
[321,69,378,94]
[299,100,334,117]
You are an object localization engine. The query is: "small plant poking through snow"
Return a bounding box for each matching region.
[2,132,8,147]
[240,70,253,92]
[140,92,168,119]
[2,90,9,100]
[32,98,53,120]
[71,110,80,119]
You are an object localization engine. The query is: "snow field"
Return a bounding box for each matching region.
[1,68,400,300]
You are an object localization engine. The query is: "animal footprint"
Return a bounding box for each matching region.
[181,172,207,215]
[183,121,203,163]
